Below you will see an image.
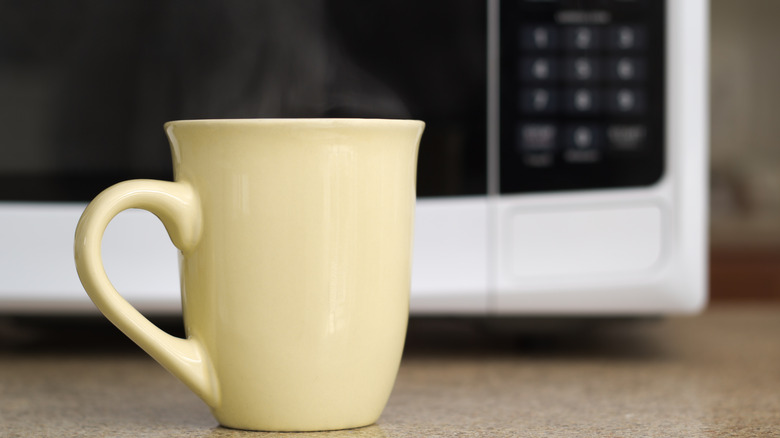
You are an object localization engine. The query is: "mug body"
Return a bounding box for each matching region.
[165,119,423,431]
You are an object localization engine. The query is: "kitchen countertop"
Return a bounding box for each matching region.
[1,304,778,437]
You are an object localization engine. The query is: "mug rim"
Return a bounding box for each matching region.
[164,118,424,130]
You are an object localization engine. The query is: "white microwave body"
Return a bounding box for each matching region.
[0,0,708,316]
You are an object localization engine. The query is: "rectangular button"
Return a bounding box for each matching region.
[517,123,558,152]
[508,205,662,277]
[607,124,646,150]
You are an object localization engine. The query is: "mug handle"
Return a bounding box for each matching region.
[74,179,218,407]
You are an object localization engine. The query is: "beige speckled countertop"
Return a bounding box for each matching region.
[1,304,779,437]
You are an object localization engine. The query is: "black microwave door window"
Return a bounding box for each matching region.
[0,1,487,201]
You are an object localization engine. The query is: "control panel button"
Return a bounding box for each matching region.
[518,123,558,152]
[521,26,559,50]
[608,25,646,50]
[564,125,603,163]
[608,88,645,114]
[607,124,646,150]
[567,125,599,149]
[521,57,558,81]
[608,57,646,81]
[565,88,600,114]
[564,57,600,81]
[521,88,558,113]
[564,26,601,50]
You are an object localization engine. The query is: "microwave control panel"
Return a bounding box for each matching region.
[499,0,665,193]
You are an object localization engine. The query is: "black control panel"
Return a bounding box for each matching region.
[499,0,665,193]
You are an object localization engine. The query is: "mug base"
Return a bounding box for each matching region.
[217,420,378,433]
[213,407,382,433]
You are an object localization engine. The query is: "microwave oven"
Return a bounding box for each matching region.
[0,0,708,316]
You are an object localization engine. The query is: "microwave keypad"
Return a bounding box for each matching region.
[500,0,665,193]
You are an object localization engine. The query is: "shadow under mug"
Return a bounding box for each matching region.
[74,118,425,431]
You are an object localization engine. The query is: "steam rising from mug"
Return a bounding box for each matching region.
[172,1,411,118]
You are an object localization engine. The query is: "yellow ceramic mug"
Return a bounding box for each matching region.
[74,119,424,431]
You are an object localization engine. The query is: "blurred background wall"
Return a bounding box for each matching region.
[710,0,780,300]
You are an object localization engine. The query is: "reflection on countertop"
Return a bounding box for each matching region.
[1,303,779,437]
